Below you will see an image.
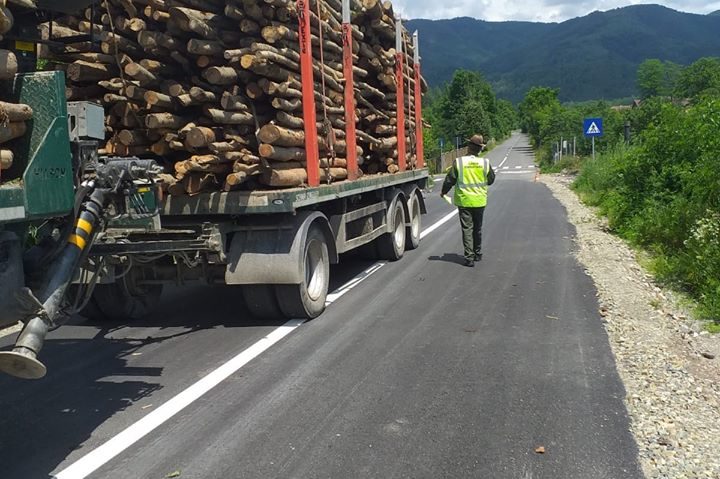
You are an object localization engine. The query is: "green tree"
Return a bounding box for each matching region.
[493,100,517,138]
[675,57,720,99]
[627,96,668,133]
[637,59,665,99]
[425,69,517,153]
[663,61,682,98]
[518,87,560,144]
[453,99,492,140]
[636,60,682,99]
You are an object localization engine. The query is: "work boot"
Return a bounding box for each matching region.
[464,259,475,267]
[475,253,483,262]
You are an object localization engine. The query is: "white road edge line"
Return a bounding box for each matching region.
[325,262,386,305]
[54,320,304,479]
[420,209,458,240]
[53,206,459,479]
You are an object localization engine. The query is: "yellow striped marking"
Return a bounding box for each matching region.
[15,41,35,52]
[77,218,93,235]
[68,234,86,250]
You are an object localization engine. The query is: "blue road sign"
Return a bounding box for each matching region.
[584,118,603,137]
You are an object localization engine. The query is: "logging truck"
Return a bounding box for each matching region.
[0,0,428,379]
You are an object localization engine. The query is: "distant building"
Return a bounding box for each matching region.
[611,99,641,112]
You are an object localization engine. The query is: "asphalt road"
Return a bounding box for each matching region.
[0,132,643,479]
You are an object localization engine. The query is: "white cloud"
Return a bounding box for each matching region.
[391,1,720,22]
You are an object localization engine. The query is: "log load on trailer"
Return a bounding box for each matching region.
[0,0,428,379]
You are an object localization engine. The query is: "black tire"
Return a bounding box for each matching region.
[243,284,284,320]
[275,224,330,319]
[376,196,406,261]
[66,284,104,321]
[76,293,105,321]
[90,276,163,321]
[405,192,422,250]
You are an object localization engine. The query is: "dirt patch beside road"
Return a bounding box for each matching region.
[542,174,720,479]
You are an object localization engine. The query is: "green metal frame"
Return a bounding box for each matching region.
[0,71,74,225]
[161,169,429,216]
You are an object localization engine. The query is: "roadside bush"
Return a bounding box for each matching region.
[574,98,720,324]
[681,212,720,319]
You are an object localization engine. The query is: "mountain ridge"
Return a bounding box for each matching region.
[407,5,720,102]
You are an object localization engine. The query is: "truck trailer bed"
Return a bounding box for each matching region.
[161,169,429,216]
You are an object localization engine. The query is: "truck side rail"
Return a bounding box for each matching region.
[160,170,428,216]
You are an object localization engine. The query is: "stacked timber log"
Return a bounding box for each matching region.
[0,2,33,182]
[41,0,426,194]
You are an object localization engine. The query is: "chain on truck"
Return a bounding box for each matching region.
[0,0,428,379]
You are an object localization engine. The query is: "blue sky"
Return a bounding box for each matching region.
[390,1,720,22]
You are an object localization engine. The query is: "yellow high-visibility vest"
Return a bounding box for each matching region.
[453,155,490,208]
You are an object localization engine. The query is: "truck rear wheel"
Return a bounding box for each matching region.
[243,285,284,320]
[376,196,406,261]
[405,192,422,250]
[275,224,330,319]
[89,276,163,322]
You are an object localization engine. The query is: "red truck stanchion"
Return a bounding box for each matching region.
[413,30,424,169]
[297,0,320,187]
[395,18,406,172]
[342,0,358,180]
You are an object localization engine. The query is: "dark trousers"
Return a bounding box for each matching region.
[458,207,485,261]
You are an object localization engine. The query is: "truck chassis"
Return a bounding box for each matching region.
[88,169,428,320]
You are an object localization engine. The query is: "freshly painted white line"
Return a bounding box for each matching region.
[498,155,509,169]
[54,320,305,479]
[499,170,534,175]
[420,210,458,240]
[325,262,386,305]
[528,165,536,169]
[53,204,463,479]
[515,165,523,169]
[502,166,509,170]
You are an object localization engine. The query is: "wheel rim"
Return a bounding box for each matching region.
[393,205,405,250]
[410,197,421,240]
[305,238,326,302]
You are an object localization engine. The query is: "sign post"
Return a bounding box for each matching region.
[583,118,604,160]
[439,137,445,173]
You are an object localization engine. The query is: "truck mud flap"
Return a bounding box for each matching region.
[225,211,338,285]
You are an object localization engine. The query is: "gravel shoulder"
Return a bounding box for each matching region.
[542,174,720,479]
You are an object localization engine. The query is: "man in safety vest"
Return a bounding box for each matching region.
[440,134,496,267]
